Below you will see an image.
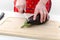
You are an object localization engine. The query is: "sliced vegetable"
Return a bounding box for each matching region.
[21,14,49,28]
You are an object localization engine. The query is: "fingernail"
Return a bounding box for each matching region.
[41,21,42,23]
[44,20,45,22]
[33,18,35,20]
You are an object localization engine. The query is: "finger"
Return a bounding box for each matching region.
[47,15,50,20]
[43,10,47,22]
[33,9,38,20]
[19,6,24,13]
[43,7,48,22]
[19,7,24,13]
[39,9,44,23]
[24,5,26,13]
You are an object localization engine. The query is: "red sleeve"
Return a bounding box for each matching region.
[25,0,51,14]
[14,0,19,12]
[46,0,51,13]
[14,0,51,14]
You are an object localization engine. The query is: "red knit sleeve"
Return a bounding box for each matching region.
[14,0,19,12]
[46,0,51,13]
[14,0,51,14]
[25,0,51,14]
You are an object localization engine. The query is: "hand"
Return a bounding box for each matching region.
[16,0,26,13]
[33,1,48,23]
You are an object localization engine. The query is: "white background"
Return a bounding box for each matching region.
[0,0,14,11]
[0,0,60,40]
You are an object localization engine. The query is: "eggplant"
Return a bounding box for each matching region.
[21,14,49,28]
[27,14,48,25]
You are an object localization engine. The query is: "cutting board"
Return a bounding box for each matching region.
[0,17,60,40]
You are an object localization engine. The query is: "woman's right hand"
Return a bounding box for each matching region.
[16,0,26,13]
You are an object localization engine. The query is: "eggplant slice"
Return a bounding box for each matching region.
[21,14,49,28]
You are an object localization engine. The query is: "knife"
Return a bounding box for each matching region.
[23,13,29,21]
[23,13,33,21]
[0,12,5,20]
[21,13,33,28]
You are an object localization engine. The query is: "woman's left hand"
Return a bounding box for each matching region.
[33,1,48,23]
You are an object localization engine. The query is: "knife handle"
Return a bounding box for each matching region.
[0,12,5,20]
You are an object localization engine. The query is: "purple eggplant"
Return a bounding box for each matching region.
[27,14,48,25]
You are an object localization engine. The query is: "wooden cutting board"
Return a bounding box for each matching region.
[0,17,60,40]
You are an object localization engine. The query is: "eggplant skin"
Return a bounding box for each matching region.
[27,14,48,25]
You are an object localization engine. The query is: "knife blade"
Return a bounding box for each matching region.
[23,13,29,21]
[23,13,34,21]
